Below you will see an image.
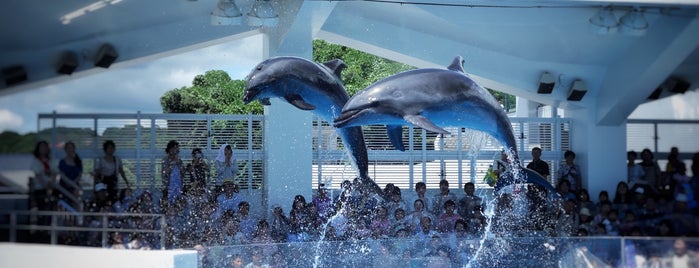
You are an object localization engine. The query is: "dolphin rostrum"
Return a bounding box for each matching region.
[243,56,382,195]
[334,56,555,193]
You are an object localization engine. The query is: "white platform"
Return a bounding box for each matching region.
[0,243,197,268]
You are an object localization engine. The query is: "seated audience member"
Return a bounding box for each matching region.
[269,204,290,243]
[237,202,256,240]
[527,147,550,179]
[432,179,457,215]
[215,180,244,218]
[458,182,482,219]
[410,182,433,215]
[312,183,333,222]
[437,200,463,233]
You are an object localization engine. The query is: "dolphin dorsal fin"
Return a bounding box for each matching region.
[323,59,348,80]
[447,56,465,73]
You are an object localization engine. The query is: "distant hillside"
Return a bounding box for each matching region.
[0,131,36,153]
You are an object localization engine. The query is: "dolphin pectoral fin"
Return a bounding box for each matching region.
[387,125,406,151]
[323,59,348,80]
[404,114,450,134]
[284,94,316,110]
[260,98,271,105]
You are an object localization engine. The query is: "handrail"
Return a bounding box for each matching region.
[0,210,166,248]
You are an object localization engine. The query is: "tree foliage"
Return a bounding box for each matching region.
[160,70,263,114]
[312,39,414,96]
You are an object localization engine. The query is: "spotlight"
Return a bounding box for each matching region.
[57,51,79,75]
[211,0,242,26]
[620,8,648,36]
[248,0,278,27]
[94,44,118,68]
[537,72,555,94]
[2,65,28,86]
[567,79,587,101]
[589,6,618,35]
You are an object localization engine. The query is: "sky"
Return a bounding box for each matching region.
[0,35,264,134]
[0,32,697,134]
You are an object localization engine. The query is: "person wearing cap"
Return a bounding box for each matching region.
[577,207,593,233]
[85,182,111,212]
[214,179,245,219]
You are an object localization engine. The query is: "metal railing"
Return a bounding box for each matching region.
[37,112,265,192]
[0,210,165,248]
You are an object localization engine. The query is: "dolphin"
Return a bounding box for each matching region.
[243,56,383,195]
[333,56,555,193]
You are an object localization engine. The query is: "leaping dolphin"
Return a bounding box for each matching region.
[243,56,382,195]
[333,56,555,193]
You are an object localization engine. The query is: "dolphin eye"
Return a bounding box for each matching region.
[256,65,263,71]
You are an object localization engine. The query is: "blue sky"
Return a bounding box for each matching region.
[0,33,697,134]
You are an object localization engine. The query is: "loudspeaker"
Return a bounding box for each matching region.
[567,79,587,101]
[667,77,690,94]
[2,65,27,86]
[537,72,555,94]
[94,44,118,68]
[57,51,79,75]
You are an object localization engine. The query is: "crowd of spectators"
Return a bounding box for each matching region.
[21,139,699,267]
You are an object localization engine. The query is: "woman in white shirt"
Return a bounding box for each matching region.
[29,140,58,211]
[214,144,237,187]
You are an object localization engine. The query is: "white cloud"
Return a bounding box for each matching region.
[0,35,264,134]
[0,109,23,132]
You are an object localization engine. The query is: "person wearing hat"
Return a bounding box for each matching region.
[214,178,245,219]
[85,182,111,212]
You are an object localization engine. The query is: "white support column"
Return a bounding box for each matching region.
[263,2,314,215]
[568,108,626,202]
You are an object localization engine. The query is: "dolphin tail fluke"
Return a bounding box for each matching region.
[284,94,316,110]
[387,125,406,151]
[404,114,450,135]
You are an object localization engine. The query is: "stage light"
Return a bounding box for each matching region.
[211,0,242,26]
[589,6,618,35]
[620,8,648,36]
[248,0,278,27]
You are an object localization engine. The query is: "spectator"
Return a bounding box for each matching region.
[162,140,184,206]
[215,180,245,218]
[58,141,83,205]
[245,247,269,268]
[112,188,133,213]
[288,195,310,241]
[627,150,646,191]
[558,150,582,191]
[527,147,550,179]
[385,186,408,217]
[458,182,482,220]
[437,200,462,233]
[406,199,433,234]
[410,182,432,215]
[312,183,333,222]
[269,204,289,243]
[215,144,238,187]
[639,149,662,193]
[94,140,131,203]
[432,179,457,214]
[613,181,633,207]
[186,147,209,191]
[29,140,58,213]
[237,201,256,240]
[556,179,576,201]
[576,188,596,216]
[230,254,245,268]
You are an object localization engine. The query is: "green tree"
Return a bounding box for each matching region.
[313,39,414,95]
[160,70,263,114]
